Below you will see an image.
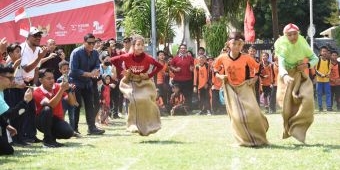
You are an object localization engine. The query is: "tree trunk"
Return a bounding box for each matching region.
[210,0,224,21]
[271,0,279,41]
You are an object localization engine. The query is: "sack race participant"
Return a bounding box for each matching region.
[214,32,269,147]
[274,23,319,143]
[110,35,163,136]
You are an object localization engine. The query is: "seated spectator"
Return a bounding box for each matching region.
[169,84,188,116]
[33,68,74,147]
[0,66,32,155]
[156,89,167,116]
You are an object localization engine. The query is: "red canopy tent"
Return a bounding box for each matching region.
[0,0,116,45]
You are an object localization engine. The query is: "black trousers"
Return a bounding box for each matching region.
[173,80,193,110]
[269,86,277,112]
[36,106,73,142]
[331,85,340,110]
[198,87,211,112]
[0,127,14,155]
[211,89,223,113]
[74,86,96,131]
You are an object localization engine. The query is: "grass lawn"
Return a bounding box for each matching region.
[1,112,340,170]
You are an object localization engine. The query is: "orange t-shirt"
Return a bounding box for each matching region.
[330,62,340,86]
[271,63,279,86]
[156,60,168,85]
[194,64,209,89]
[213,53,259,86]
[260,63,272,86]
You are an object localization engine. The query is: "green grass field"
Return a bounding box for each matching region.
[1,112,340,170]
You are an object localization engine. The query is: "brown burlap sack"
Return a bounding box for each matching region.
[119,73,161,136]
[277,69,314,143]
[222,81,269,147]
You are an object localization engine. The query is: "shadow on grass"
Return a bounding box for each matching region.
[258,143,340,152]
[139,140,186,145]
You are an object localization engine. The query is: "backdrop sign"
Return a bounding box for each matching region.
[0,0,115,45]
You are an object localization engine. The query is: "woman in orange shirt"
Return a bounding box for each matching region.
[214,32,269,147]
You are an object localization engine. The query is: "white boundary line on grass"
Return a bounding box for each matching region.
[163,118,190,140]
[117,158,140,170]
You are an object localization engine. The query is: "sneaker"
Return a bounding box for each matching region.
[170,109,174,116]
[43,141,61,148]
[327,108,333,111]
[25,136,42,143]
[207,110,212,116]
[88,127,105,135]
[73,132,82,138]
[11,140,31,147]
[319,107,323,112]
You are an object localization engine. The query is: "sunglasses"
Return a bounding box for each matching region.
[32,34,42,38]
[87,41,96,45]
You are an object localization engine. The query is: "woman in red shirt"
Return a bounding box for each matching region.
[110,35,163,136]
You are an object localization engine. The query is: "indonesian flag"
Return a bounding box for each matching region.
[15,7,27,22]
[244,1,255,42]
[19,22,29,37]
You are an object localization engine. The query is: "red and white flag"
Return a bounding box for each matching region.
[19,22,29,37]
[244,1,255,42]
[15,7,27,22]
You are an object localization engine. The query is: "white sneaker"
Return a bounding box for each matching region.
[207,110,212,116]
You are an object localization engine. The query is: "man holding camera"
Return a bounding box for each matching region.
[33,68,74,147]
[40,39,66,81]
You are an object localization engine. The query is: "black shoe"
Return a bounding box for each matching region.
[88,127,105,135]
[327,108,333,111]
[11,140,31,147]
[113,114,122,119]
[24,136,42,143]
[43,141,61,148]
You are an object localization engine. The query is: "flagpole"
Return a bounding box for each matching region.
[24,7,32,28]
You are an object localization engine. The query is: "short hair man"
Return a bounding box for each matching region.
[33,68,74,147]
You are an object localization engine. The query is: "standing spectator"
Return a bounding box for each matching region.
[69,33,105,135]
[198,47,206,56]
[315,46,332,111]
[169,44,194,111]
[269,56,279,114]
[155,50,170,107]
[193,55,212,115]
[329,51,340,111]
[110,35,163,136]
[20,27,48,143]
[259,52,272,113]
[274,23,319,143]
[247,45,261,106]
[99,74,114,125]
[40,39,65,81]
[33,68,74,147]
[122,37,132,53]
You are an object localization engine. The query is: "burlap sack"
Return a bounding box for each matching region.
[119,73,161,136]
[222,81,269,147]
[277,69,314,143]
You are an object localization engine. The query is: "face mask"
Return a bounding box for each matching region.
[104,61,111,66]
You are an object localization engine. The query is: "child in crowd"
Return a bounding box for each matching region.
[170,84,188,116]
[99,74,114,125]
[259,52,272,113]
[193,55,212,115]
[57,60,80,137]
[156,89,167,115]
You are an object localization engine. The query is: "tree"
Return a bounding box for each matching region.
[188,8,206,51]
[159,0,193,54]
[203,20,228,57]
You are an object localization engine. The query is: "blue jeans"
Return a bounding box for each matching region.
[317,82,332,109]
[62,99,75,131]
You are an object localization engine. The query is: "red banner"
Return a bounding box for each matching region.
[244,1,255,42]
[0,0,115,45]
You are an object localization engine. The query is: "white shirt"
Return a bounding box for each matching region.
[20,41,41,79]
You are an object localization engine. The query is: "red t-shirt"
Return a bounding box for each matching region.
[170,55,194,81]
[110,52,163,78]
[33,84,65,120]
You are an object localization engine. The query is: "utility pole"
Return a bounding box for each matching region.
[308,0,315,48]
[151,0,157,58]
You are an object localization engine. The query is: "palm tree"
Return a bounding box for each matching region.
[159,0,193,54]
[189,8,206,50]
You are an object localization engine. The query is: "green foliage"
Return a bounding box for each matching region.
[203,20,228,57]
[333,26,340,46]
[253,0,339,38]
[188,8,206,49]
